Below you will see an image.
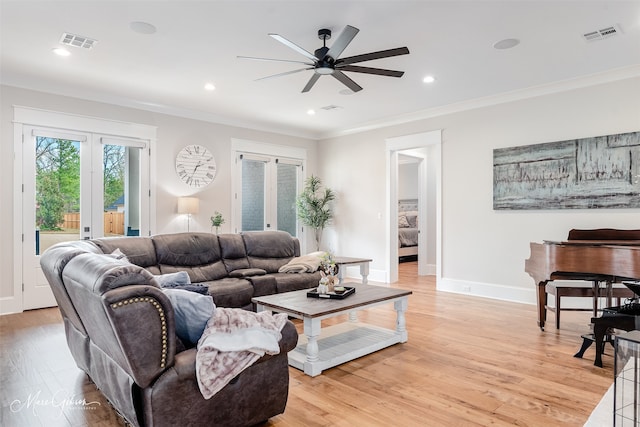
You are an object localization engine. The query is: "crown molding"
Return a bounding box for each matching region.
[319,64,640,140]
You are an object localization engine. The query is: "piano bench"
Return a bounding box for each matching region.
[545,282,633,329]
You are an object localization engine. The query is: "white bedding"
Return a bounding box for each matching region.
[398,227,419,248]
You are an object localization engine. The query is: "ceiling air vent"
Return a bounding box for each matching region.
[583,25,621,42]
[320,105,343,111]
[60,32,97,49]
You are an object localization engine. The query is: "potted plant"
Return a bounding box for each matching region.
[296,175,335,250]
[210,211,225,234]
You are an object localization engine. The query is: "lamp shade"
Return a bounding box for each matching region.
[178,197,199,215]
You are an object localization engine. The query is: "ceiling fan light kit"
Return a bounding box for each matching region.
[240,25,409,93]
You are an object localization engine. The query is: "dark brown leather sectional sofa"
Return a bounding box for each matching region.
[40,230,319,427]
[90,230,322,309]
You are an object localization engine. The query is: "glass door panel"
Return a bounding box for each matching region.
[241,158,266,231]
[102,144,142,237]
[276,162,299,236]
[35,136,82,254]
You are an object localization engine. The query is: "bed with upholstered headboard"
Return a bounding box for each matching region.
[398,199,418,259]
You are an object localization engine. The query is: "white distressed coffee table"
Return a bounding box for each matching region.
[252,284,412,377]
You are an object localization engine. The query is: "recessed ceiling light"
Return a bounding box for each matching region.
[52,47,71,57]
[204,83,216,91]
[130,21,157,35]
[422,75,436,83]
[307,109,316,115]
[493,38,520,50]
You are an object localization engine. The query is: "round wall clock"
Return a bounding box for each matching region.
[175,144,217,188]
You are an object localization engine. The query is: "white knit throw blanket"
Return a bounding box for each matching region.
[195,307,288,399]
[278,251,325,273]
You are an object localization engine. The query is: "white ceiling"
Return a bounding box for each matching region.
[2,1,639,139]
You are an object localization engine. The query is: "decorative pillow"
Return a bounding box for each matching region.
[398,215,410,228]
[406,214,418,228]
[154,271,190,287]
[108,248,130,263]
[163,289,215,346]
[154,271,209,295]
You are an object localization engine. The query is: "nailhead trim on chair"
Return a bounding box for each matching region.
[111,297,168,369]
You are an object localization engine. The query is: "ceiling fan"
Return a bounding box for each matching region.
[238,25,410,93]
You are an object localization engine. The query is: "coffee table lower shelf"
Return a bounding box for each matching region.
[288,322,405,377]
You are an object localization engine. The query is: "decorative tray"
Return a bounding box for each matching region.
[307,286,356,299]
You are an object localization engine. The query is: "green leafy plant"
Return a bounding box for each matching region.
[210,211,225,234]
[296,175,335,250]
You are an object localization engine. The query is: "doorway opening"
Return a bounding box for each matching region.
[385,130,442,284]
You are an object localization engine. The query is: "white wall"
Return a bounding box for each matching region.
[318,76,640,304]
[2,77,638,312]
[398,162,419,200]
[0,85,317,311]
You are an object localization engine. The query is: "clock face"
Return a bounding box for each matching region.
[175,144,216,188]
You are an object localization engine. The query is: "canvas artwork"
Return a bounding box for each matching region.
[493,131,640,210]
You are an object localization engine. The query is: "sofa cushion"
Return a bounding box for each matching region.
[92,237,158,268]
[218,233,250,272]
[163,289,215,346]
[153,233,228,281]
[201,278,254,308]
[246,275,278,298]
[269,271,323,294]
[242,231,297,273]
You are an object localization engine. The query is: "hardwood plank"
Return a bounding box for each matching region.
[0,261,614,426]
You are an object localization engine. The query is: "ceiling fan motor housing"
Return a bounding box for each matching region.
[318,28,332,41]
[314,46,335,74]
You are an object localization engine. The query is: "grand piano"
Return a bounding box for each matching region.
[525,229,640,365]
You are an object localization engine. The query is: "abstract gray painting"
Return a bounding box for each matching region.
[493,131,640,209]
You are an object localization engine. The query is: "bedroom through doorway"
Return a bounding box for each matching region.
[397,153,421,264]
[386,130,441,284]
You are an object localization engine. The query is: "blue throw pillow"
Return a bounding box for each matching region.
[163,289,215,346]
[154,272,209,295]
[154,271,190,287]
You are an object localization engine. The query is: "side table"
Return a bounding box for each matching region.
[333,256,372,284]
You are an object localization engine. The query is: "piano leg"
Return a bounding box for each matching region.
[537,282,547,331]
[573,336,593,359]
[591,315,636,367]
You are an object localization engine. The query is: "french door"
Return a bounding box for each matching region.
[236,153,302,236]
[22,126,150,309]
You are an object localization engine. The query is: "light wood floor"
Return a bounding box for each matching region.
[1,262,615,426]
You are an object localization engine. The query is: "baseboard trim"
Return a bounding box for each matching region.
[343,266,387,284]
[425,264,436,276]
[0,296,23,315]
[438,278,536,306]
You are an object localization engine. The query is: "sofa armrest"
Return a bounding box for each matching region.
[165,320,298,382]
[228,268,267,278]
[102,285,178,388]
[279,320,299,353]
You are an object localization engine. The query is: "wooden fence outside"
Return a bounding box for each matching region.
[62,212,125,235]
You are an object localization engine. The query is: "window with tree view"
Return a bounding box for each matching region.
[35,137,81,254]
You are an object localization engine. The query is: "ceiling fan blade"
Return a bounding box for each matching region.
[269,33,318,62]
[237,55,314,66]
[336,47,410,66]
[302,74,321,93]
[337,65,405,77]
[256,67,314,81]
[326,25,359,60]
[332,70,363,93]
